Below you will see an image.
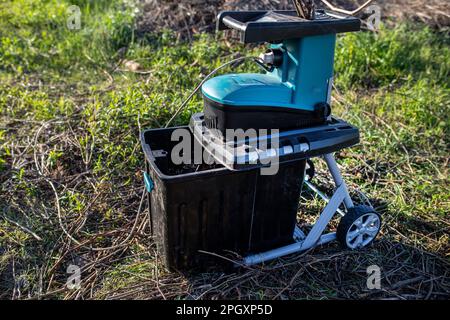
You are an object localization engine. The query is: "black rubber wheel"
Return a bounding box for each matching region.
[337,205,381,249]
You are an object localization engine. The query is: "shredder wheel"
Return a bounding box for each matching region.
[337,205,381,249]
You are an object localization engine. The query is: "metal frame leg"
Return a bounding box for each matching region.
[243,153,354,266]
[323,153,354,209]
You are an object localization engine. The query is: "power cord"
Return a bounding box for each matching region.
[164,56,263,128]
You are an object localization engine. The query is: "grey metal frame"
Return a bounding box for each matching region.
[243,153,354,266]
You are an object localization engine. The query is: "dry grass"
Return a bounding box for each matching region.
[103,242,449,300]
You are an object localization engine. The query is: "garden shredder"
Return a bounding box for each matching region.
[141,7,382,270]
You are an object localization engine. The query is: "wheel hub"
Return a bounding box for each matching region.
[346,212,381,249]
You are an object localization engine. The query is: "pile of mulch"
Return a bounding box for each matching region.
[136,0,450,39]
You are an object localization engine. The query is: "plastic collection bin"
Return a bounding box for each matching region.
[141,126,306,270]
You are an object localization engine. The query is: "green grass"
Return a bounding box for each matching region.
[335,24,450,89]
[0,0,449,299]
[0,0,137,82]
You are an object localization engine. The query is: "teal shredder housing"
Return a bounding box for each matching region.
[202,34,337,112]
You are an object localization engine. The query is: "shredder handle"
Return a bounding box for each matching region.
[217,11,266,31]
[221,16,246,31]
